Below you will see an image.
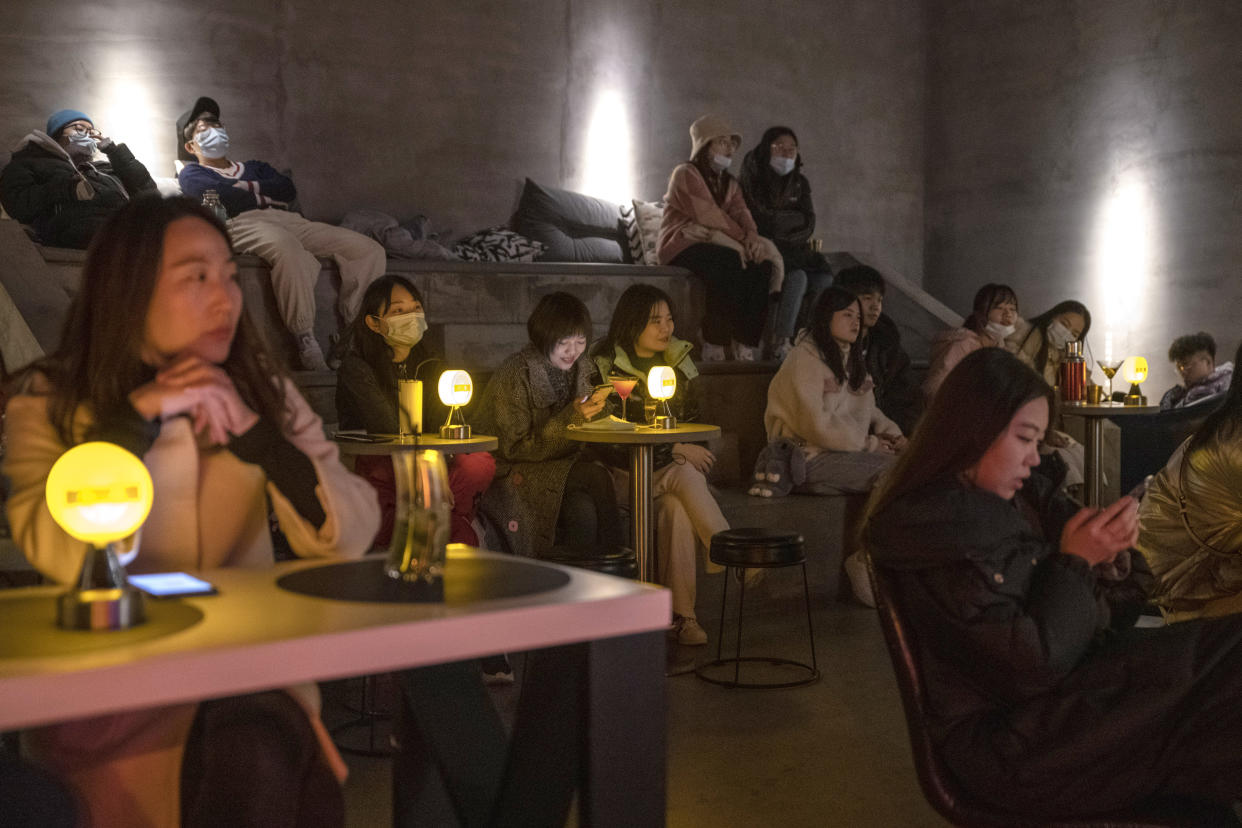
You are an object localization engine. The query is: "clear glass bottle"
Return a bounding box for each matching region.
[200,189,228,223]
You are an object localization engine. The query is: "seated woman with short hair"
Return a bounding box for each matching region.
[866,347,1242,819]
[472,292,623,560]
[2,195,379,827]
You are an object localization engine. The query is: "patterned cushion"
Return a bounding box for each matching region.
[620,204,644,264]
[452,227,546,262]
[630,199,664,266]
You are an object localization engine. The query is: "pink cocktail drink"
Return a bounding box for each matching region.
[610,377,639,420]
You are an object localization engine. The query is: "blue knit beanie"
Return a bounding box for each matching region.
[47,109,92,138]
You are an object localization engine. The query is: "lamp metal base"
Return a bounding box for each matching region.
[653,415,677,430]
[58,586,146,630]
[439,424,472,440]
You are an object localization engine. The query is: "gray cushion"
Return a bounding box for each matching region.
[511,178,625,263]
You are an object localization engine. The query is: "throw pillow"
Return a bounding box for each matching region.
[453,227,546,263]
[631,199,664,266]
[620,203,644,264]
[511,178,625,263]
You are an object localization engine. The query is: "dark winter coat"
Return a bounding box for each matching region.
[334,345,448,434]
[0,132,156,249]
[472,344,597,558]
[738,149,825,272]
[860,314,922,434]
[867,473,1242,816]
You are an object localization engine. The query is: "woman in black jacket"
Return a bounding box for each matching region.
[739,126,832,359]
[335,274,494,547]
[865,347,1242,819]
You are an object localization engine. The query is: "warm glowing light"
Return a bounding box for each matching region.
[96,49,164,177]
[437,370,473,407]
[1092,171,1155,378]
[1121,356,1149,385]
[579,88,635,204]
[647,366,676,401]
[45,442,153,547]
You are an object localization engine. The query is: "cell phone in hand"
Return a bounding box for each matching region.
[1126,475,1152,502]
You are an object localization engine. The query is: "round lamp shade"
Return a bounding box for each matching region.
[45,442,153,547]
[1121,356,1149,384]
[647,366,677,401]
[438,370,473,407]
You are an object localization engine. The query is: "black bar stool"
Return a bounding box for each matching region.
[541,546,638,579]
[696,528,819,689]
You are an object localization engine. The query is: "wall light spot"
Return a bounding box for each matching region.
[1091,170,1155,366]
[579,88,634,205]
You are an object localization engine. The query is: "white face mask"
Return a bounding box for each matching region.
[1046,319,1075,349]
[67,133,98,158]
[984,321,1016,341]
[193,126,230,159]
[710,154,732,172]
[382,311,427,348]
[769,156,795,176]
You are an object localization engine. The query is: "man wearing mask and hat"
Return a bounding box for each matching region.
[176,96,387,371]
[0,109,156,249]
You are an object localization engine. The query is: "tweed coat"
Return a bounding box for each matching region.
[472,344,597,558]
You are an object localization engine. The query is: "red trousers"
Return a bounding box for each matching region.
[354,452,496,548]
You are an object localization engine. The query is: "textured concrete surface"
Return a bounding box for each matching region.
[0,0,926,282]
[924,0,1242,393]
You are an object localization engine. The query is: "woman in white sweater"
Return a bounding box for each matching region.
[755,286,906,497]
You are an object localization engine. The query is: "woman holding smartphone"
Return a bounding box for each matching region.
[2,196,379,826]
[472,292,623,560]
[866,347,1242,819]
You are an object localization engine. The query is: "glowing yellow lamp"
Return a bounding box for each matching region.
[646,365,678,429]
[45,442,154,630]
[1120,356,1149,405]
[437,369,474,439]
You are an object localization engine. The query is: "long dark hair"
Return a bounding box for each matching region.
[36,195,290,444]
[341,274,434,382]
[866,348,1055,519]
[748,125,802,174]
[1020,299,1091,372]
[807,286,867,391]
[1188,340,1242,454]
[963,283,1019,334]
[593,284,674,361]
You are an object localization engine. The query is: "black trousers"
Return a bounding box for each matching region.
[555,459,624,552]
[671,243,769,347]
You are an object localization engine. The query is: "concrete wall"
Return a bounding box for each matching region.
[925,0,1242,393]
[0,0,926,281]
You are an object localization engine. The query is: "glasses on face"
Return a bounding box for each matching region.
[1176,355,1207,373]
[62,124,101,139]
[770,142,798,158]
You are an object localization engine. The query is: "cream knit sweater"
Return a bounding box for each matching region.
[764,338,901,454]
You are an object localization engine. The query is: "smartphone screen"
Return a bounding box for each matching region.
[129,572,218,598]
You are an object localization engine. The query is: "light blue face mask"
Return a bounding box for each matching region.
[710,154,732,172]
[67,133,97,158]
[193,126,230,159]
[769,156,795,176]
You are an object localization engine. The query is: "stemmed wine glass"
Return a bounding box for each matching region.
[609,375,639,422]
[1096,360,1123,402]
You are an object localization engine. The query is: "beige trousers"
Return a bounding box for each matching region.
[610,460,729,619]
[227,209,387,335]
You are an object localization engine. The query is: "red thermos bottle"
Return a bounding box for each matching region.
[1059,341,1087,405]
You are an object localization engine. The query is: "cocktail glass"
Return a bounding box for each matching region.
[1096,360,1123,402]
[610,375,639,422]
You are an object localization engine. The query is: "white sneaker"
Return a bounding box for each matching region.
[843,550,875,608]
[674,615,708,646]
[295,332,330,371]
[701,342,727,362]
[732,341,757,361]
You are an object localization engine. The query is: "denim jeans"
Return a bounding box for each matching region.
[770,268,833,341]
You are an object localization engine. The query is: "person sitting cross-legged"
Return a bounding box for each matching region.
[175,96,387,370]
[1160,331,1233,411]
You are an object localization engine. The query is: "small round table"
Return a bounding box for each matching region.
[334,434,498,457]
[1060,403,1158,506]
[567,423,720,582]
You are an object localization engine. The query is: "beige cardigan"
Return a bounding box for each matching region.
[3,376,380,828]
[764,338,901,454]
